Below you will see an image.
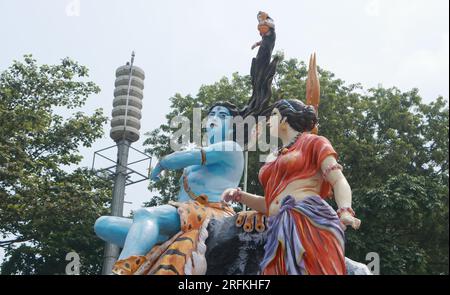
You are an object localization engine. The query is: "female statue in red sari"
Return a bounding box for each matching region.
[222,98,361,275]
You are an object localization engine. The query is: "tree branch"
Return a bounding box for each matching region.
[0,237,29,247]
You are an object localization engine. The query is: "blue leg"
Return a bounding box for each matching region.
[94,205,180,249]
[118,205,180,259]
[94,216,132,247]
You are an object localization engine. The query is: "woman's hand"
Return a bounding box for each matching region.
[339,211,361,230]
[221,188,242,203]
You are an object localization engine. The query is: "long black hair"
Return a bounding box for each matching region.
[262,99,318,133]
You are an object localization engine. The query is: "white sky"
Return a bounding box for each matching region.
[0,0,448,262]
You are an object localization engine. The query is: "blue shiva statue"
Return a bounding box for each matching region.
[94,102,244,275]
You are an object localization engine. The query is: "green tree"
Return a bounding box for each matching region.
[143,55,448,274]
[0,55,111,274]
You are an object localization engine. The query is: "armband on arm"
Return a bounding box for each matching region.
[322,163,343,180]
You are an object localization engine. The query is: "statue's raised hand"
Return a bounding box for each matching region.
[251,41,261,50]
[150,162,165,182]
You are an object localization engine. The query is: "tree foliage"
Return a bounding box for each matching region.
[0,55,112,274]
[143,55,449,274]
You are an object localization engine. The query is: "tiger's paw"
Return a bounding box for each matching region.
[235,210,267,233]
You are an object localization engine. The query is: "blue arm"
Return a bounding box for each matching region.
[160,150,203,170]
[150,150,202,181]
[150,141,242,181]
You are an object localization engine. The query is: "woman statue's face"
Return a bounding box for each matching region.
[268,107,283,138]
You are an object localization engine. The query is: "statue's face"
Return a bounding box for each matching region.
[206,106,232,144]
[268,107,283,138]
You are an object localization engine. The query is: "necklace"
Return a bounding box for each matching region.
[277,132,302,156]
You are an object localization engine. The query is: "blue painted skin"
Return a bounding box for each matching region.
[94,106,244,260]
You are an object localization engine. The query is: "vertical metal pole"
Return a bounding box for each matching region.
[243,150,248,211]
[101,139,130,274]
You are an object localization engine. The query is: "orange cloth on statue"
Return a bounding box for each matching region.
[171,196,235,232]
[260,208,346,275]
[258,133,337,210]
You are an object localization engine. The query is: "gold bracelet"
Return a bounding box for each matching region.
[337,207,355,218]
[200,149,206,165]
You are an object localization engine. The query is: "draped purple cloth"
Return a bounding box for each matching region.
[260,195,345,275]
